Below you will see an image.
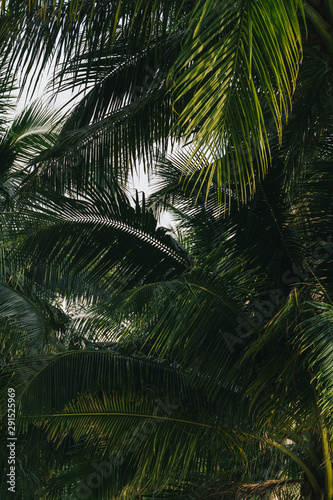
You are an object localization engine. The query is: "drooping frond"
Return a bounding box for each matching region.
[5,350,247,498]
[2,184,192,301]
[298,302,333,422]
[0,283,47,358]
[171,0,304,204]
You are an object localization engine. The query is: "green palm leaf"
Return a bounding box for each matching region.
[2,185,192,299]
[172,0,304,204]
[0,283,47,358]
[299,302,333,422]
[10,350,245,498]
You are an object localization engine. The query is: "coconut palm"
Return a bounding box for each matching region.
[2,0,332,200]
[2,106,333,498]
[0,0,309,201]
[1,1,333,499]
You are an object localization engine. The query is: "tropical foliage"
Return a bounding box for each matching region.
[0,1,333,499]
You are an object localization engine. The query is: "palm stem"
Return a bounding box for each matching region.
[263,438,323,498]
[303,2,333,53]
[312,382,333,499]
[29,407,324,497]
[319,422,333,500]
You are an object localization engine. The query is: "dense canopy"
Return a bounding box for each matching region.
[1,1,333,499]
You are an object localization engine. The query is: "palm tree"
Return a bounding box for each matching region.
[0,0,306,200]
[2,114,333,498]
[1,0,333,498]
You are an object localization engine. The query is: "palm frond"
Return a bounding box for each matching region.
[298,301,333,422]
[171,0,304,204]
[0,100,61,210]
[0,283,47,358]
[5,350,246,497]
[2,184,192,300]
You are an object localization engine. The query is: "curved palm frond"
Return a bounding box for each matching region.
[2,184,192,302]
[171,0,304,203]
[298,302,333,422]
[2,350,248,498]
[3,0,307,207]
[0,283,47,359]
[0,100,61,210]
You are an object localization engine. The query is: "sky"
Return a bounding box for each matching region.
[15,67,174,229]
